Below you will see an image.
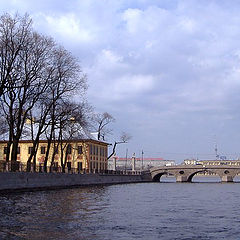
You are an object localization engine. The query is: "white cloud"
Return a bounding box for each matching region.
[178,17,197,33]
[43,13,93,43]
[122,8,143,34]
[2,0,240,159]
[97,49,123,66]
[112,74,155,99]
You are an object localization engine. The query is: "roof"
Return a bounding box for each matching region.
[0,138,109,146]
[0,121,109,145]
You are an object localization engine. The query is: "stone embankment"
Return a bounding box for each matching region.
[0,171,152,192]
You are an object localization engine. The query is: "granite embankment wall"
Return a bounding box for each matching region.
[0,172,152,192]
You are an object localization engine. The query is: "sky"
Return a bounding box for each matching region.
[1,0,240,162]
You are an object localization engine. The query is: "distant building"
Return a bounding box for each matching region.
[198,160,240,166]
[108,157,175,170]
[183,159,197,165]
[184,159,240,166]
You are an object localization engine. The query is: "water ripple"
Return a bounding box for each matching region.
[0,180,240,239]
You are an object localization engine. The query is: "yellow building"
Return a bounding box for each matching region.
[0,139,108,172]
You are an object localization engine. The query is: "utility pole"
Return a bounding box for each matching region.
[132,153,136,171]
[215,144,218,160]
[141,150,144,171]
[214,135,219,160]
[113,153,117,171]
[125,148,128,171]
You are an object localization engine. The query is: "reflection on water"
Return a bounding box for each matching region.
[161,175,240,183]
[0,187,107,240]
[1,182,240,239]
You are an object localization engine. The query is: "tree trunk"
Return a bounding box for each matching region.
[5,141,12,162]
[60,146,65,173]
[108,142,117,160]
[50,142,59,172]
[43,138,52,173]
[11,139,18,162]
[32,142,39,172]
[97,130,100,140]
[27,134,41,171]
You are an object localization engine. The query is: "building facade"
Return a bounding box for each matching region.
[197,160,240,166]
[183,159,197,165]
[0,139,108,172]
[108,157,175,170]
[184,159,240,166]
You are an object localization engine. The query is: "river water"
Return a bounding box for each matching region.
[1,177,240,240]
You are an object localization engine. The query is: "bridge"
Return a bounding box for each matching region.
[149,165,240,182]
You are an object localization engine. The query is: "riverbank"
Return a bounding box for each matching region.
[0,171,152,193]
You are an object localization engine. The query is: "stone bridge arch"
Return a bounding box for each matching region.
[187,169,219,182]
[150,165,240,182]
[152,172,175,182]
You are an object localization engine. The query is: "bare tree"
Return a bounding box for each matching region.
[108,132,131,159]
[0,13,87,168]
[40,46,87,172]
[25,46,87,172]
[49,101,90,173]
[0,115,7,135]
[94,112,115,141]
[0,13,32,97]
[92,111,131,159]
[0,13,33,162]
[0,13,58,165]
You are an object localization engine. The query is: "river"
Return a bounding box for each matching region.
[1,177,240,240]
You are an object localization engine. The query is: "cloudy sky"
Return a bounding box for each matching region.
[1,0,240,162]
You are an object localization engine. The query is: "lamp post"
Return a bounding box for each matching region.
[113,153,117,171]
[132,153,136,172]
[124,148,128,171]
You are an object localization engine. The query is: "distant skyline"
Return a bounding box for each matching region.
[1,0,240,162]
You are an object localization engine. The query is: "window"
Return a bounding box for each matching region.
[41,146,46,154]
[66,144,72,154]
[90,162,93,170]
[54,146,59,154]
[28,147,33,154]
[77,162,83,171]
[4,147,20,154]
[67,162,71,170]
[90,144,92,155]
[53,162,58,167]
[78,146,83,154]
[96,146,98,155]
[105,148,107,158]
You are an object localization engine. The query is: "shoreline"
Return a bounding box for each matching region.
[0,172,152,193]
